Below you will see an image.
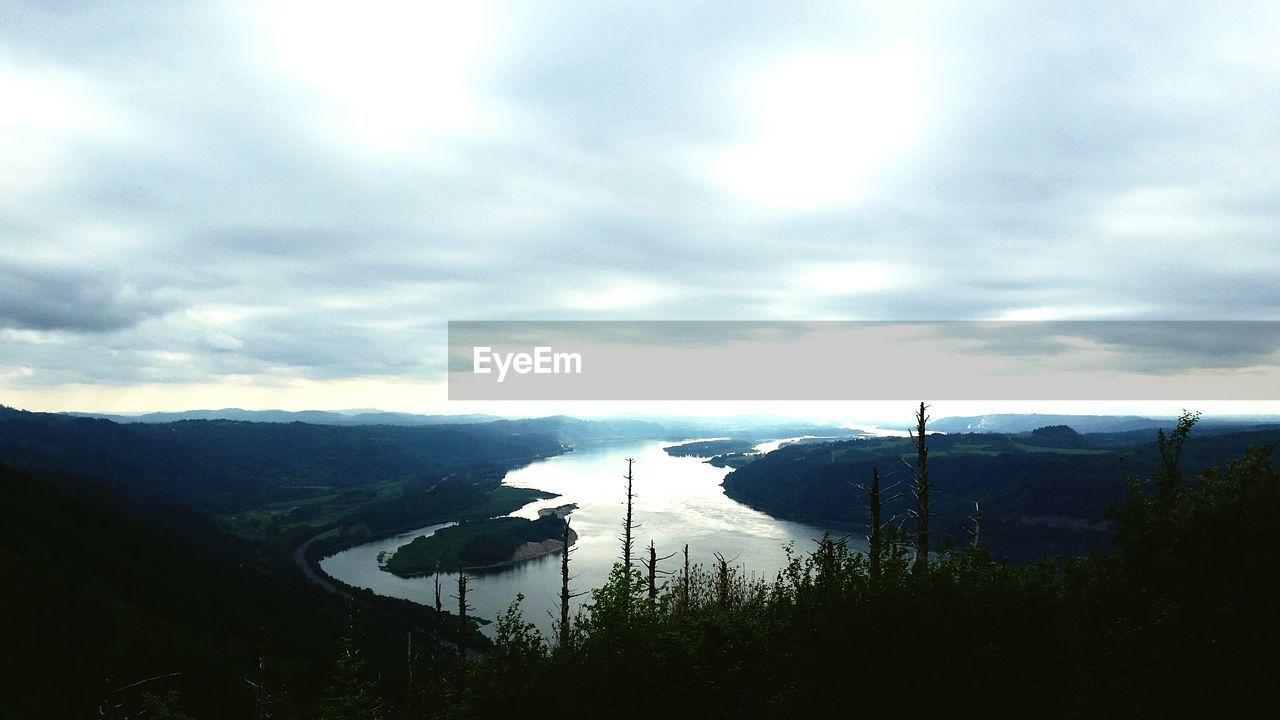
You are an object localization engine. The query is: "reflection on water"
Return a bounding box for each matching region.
[752,435,826,453]
[321,439,854,638]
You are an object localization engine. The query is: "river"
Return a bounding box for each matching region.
[320,438,856,638]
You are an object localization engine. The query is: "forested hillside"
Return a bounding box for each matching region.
[437,414,1280,719]
[0,406,572,513]
[3,407,1277,718]
[1,461,420,717]
[722,425,1280,560]
[0,408,631,717]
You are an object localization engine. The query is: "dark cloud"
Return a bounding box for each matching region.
[930,321,1280,373]
[0,264,177,332]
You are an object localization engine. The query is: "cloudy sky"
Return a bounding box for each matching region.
[2,1,1278,416]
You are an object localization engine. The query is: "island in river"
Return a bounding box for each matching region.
[382,504,579,576]
[663,439,762,469]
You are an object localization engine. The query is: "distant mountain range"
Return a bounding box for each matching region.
[929,413,1280,435]
[57,408,863,441]
[64,408,500,426]
[56,407,1280,439]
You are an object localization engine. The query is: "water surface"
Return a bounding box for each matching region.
[321,439,854,637]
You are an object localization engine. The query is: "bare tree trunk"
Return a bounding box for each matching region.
[680,544,690,613]
[456,572,469,692]
[433,569,443,651]
[640,540,675,608]
[405,632,414,717]
[559,519,577,647]
[869,466,881,582]
[911,402,930,572]
[620,457,637,614]
[258,654,268,720]
[647,540,657,604]
[245,651,271,720]
[622,458,636,575]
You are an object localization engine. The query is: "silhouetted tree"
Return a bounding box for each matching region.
[869,467,882,580]
[98,673,184,720]
[318,607,381,720]
[619,458,640,615]
[240,647,281,720]
[641,540,676,607]
[967,501,982,548]
[907,402,931,571]
[433,568,442,617]
[621,458,637,575]
[1156,409,1200,501]
[679,543,691,613]
[455,572,470,694]
[557,518,584,647]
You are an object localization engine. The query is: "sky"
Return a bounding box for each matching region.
[1,1,1278,418]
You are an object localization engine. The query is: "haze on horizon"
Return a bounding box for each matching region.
[2,1,1278,415]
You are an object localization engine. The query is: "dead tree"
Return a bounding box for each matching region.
[640,540,676,606]
[405,632,416,717]
[454,571,471,692]
[621,458,637,574]
[905,402,931,571]
[432,567,443,654]
[239,644,284,720]
[98,672,183,720]
[558,518,585,647]
[869,467,882,581]
[855,466,902,583]
[618,457,640,614]
[968,501,982,548]
[433,568,442,616]
[250,654,270,720]
[679,544,691,613]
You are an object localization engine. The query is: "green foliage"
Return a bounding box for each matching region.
[0,461,353,718]
[663,439,760,457]
[725,422,1280,561]
[1154,409,1200,498]
[319,615,383,720]
[8,404,1279,718]
[385,516,567,575]
[450,429,1280,719]
[0,406,568,518]
[1096,439,1280,716]
[464,595,548,716]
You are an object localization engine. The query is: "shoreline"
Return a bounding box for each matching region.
[388,524,580,577]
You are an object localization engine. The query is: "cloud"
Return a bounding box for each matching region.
[0,264,177,332]
[1,0,1278,407]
